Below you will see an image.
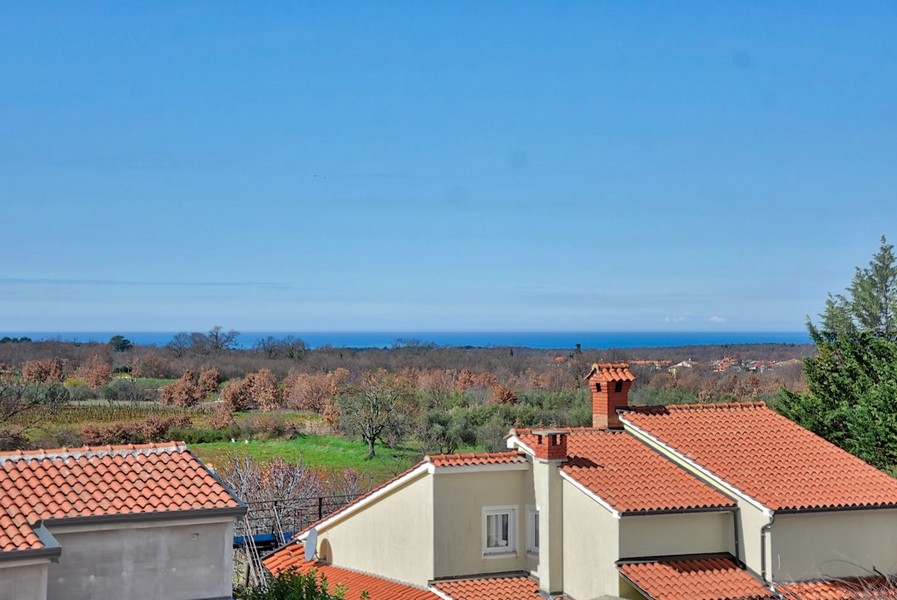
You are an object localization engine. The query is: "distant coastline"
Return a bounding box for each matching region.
[3,331,812,350]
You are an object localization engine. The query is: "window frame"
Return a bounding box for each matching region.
[482,505,517,557]
[525,505,539,555]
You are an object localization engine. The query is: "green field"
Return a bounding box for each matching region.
[190,434,423,485]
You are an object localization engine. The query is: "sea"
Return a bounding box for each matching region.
[4,331,811,350]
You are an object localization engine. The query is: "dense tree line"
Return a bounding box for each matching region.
[0,323,810,455]
[780,236,897,472]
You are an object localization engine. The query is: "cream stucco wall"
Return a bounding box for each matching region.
[737,499,772,578]
[619,510,735,559]
[47,518,235,600]
[0,561,49,600]
[319,470,435,586]
[772,509,897,582]
[432,467,533,579]
[562,479,622,599]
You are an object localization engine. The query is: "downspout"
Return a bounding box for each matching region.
[732,507,741,563]
[760,512,776,585]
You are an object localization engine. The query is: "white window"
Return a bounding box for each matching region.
[526,505,539,554]
[483,506,517,556]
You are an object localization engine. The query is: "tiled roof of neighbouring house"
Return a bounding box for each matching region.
[432,574,552,599]
[618,555,776,600]
[621,403,897,511]
[0,442,244,555]
[427,451,528,468]
[514,428,736,513]
[778,577,897,599]
[263,543,440,600]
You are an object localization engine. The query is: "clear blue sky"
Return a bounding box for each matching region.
[2,2,896,333]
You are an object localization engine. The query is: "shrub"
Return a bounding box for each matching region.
[159,370,204,407]
[100,378,157,404]
[74,354,113,389]
[22,358,66,384]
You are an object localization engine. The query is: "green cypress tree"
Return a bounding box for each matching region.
[779,236,897,472]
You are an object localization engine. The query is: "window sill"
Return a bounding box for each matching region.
[483,550,517,559]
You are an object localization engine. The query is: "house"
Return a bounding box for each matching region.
[264,364,897,599]
[0,441,246,600]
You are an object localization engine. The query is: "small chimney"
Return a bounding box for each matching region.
[585,363,635,429]
[531,429,568,461]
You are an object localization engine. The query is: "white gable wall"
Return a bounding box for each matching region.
[432,467,534,579]
[0,560,49,600]
[772,509,897,583]
[46,517,235,600]
[317,470,435,586]
[619,510,735,559]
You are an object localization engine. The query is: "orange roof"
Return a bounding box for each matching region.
[427,451,527,467]
[585,363,636,382]
[516,428,735,513]
[0,511,43,552]
[619,556,775,600]
[622,403,897,511]
[0,442,243,555]
[433,574,546,599]
[263,543,439,600]
[779,577,897,599]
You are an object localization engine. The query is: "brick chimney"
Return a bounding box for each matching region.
[585,363,635,429]
[531,429,568,461]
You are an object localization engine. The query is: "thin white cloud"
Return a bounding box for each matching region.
[709,315,727,323]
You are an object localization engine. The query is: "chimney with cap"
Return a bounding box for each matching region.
[585,363,635,430]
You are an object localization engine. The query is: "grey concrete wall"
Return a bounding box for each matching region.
[0,562,48,600]
[46,520,234,600]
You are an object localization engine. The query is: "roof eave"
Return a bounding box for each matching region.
[41,504,248,529]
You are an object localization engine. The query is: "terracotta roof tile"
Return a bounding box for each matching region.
[433,574,547,599]
[427,451,528,468]
[585,363,636,382]
[622,403,897,511]
[0,510,43,552]
[263,543,440,599]
[618,556,776,600]
[779,577,897,599]
[515,429,735,513]
[0,442,242,556]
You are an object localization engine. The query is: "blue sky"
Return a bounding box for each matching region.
[2,2,896,333]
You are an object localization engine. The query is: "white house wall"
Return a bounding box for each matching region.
[432,468,534,579]
[562,479,622,599]
[619,510,735,559]
[0,562,48,600]
[772,509,897,582]
[319,471,435,585]
[46,519,234,600]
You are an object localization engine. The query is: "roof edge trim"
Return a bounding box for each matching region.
[297,462,431,540]
[506,434,536,457]
[41,505,247,528]
[432,462,530,475]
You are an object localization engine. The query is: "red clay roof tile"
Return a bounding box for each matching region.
[0,442,242,556]
[427,451,528,467]
[585,363,636,382]
[779,577,897,599]
[263,543,440,600]
[433,574,547,599]
[622,403,897,511]
[515,428,735,513]
[619,556,776,600]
